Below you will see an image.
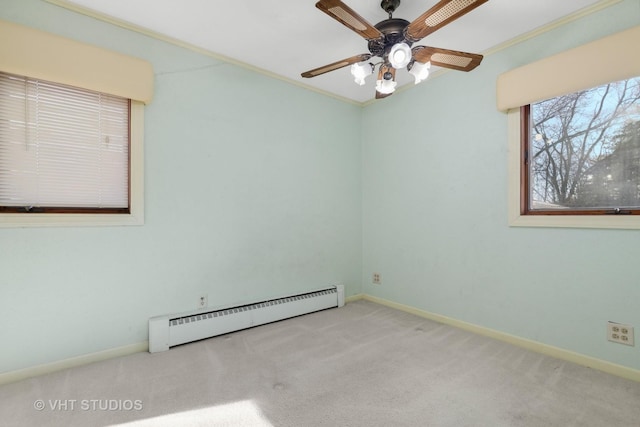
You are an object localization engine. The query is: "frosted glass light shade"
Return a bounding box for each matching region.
[375,78,397,94]
[350,61,372,86]
[389,43,412,69]
[409,60,431,84]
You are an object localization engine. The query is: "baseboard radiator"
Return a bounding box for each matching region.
[148,285,344,353]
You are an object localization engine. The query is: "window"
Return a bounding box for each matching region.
[0,19,152,227]
[0,72,130,214]
[521,76,640,215]
[0,72,145,227]
[500,26,640,229]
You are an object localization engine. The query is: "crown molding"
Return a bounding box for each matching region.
[45,0,623,108]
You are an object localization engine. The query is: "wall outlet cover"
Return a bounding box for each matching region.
[198,294,208,310]
[607,321,634,346]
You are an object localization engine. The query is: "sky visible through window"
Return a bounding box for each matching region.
[529,76,640,210]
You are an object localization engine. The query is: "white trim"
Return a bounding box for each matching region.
[0,341,148,386]
[43,0,360,107]
[363,294,640,383]
[345,293,364,304]
[362,0,624,107]
[484,0,623,57]
[3,293,638,385]
[1,296,362,385]
[44,0,622,108]
[0,101,145,228]
[506,109,640,230]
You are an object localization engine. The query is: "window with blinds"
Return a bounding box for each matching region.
[0,71,130,213]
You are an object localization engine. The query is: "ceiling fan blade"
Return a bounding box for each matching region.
[375,89,393,99]
[405,0,489,42]
[316,0,384,41]
[412,46,483,72]
[301,53,372,78]
[375,65,396,99]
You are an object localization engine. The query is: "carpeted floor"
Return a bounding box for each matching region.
[2,300,640,426]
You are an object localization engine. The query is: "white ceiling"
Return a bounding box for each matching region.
[63,0,604,103]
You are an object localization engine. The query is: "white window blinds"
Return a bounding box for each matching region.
[0,72,129,210]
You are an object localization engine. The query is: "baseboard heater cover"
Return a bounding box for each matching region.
[148,285,344,353]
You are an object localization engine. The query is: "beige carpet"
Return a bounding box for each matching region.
[2,300,640,426]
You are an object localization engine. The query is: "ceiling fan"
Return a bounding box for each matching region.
[301,0,488,99]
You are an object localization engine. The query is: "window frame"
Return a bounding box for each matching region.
[508,108,640,229]
[520,103,640,217]
[498,25,640,230]
[0,101,144,227]
[0,19,152,228]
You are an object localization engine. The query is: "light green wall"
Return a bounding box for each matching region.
[2,0,640,376]
[0,0,362,373]
[362,0,640,370]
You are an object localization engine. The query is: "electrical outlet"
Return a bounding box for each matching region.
[198,294,208,310]
[607,321,634,346]
[372,272,382,285]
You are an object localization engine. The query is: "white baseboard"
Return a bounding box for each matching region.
[0,341,148,386]
[4,293,638,386]
[2,295,361,386]
[345,293,364,303]
[362,294,640,383]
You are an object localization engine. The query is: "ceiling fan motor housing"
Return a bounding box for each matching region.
[368,18,411,60]
[302,0,487,98]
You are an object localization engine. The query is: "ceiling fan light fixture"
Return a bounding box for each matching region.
[389,42,412,69]
[375,75,397,95]
[408,60,431,84]
[302,0,487,99]
[350,61,373,86]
